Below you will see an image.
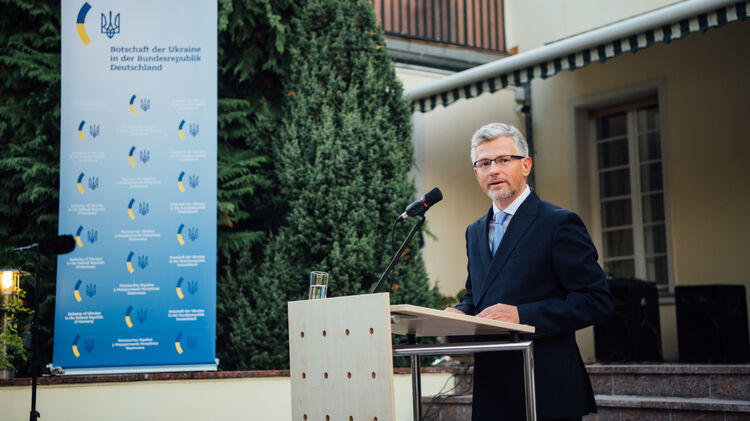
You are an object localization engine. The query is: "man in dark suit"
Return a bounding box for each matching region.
[445,123,614,421]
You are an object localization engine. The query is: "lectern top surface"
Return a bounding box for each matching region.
[390,304,535,337]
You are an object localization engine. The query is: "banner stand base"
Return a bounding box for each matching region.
[48,360,218,376]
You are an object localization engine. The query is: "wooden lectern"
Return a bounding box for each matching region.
[288,293,537,421]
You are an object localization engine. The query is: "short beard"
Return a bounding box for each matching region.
[488,185,517,203]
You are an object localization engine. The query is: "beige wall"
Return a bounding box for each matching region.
[531,20,750,360]
[0,372,452,420]
[504,0,682,52]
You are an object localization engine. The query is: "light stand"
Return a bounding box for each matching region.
[29,250,41,421]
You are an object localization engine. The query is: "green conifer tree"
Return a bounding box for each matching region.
[246,0,442,369]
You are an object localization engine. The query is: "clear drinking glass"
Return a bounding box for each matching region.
[308,271,329,299]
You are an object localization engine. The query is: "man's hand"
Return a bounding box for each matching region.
[476,303,519,324]
[444,307,465,315]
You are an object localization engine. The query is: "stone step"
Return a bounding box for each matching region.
[589,364,750,400]
[421,364,750,420]
[421,394,750,421]
[587,395,750,420]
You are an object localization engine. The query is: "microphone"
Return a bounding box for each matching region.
[397,187,443,221]
[14,235,76,256]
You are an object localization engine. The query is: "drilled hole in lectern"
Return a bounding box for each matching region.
[301,372,306,379]
[303,415,307,420]
[347,372,351,379]
[322,330,327,337]
[369,327,374,334]
[326,416,330,421]
[300,331,304,338]
[349,417,353,421]
[371,372,376,379]
[324,372,328,379]
[373,417,378,421]
[345,329,350,336]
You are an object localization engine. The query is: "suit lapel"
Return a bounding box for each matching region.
[474,192,540,308]
[468,208,493,306]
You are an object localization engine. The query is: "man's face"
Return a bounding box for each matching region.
[473,136,532,208]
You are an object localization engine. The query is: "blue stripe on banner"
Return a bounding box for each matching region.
[597,44,607,63]
[717,7,728,25]
[613,40,623,55]
[628,35,639,53]
[737,2,747,20]
[582,49,591,65]
[567,53,576,70]
[662,24,673,43]
[645,30,655,46]
[680,19,690,37]
[698,13,709,32]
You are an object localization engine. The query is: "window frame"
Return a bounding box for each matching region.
[569,79,675,295]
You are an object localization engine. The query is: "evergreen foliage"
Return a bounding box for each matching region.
[0,0,441,373]
[245,0,442,369]
[0,0,62,376]
[214,0,297,370]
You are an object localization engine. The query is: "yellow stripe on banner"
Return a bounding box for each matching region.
[175,342,184,354]
[74,290,83,302]
[129,156,136,167]
[76,236,83,247]
[127,262,134,273]
[77,183,84,194]
[78,130,85,141]
[129,104,136,115]
[128,209,135,220]
[177,234,184,245]
[179,130,185,140]
[72,345,81,358]
[178,181,185,192]
[176,287,184,299]
[125,316,133,328]
[76,23,91,45]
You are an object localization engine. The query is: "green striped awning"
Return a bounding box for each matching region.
[407,0,749,113]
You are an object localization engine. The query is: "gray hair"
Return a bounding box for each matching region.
[470,123,529,162]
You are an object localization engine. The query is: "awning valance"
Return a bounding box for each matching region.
[405,0,748,113]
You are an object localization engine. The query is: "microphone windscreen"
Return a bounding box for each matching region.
[424,187,443,207]
[39,235,76,255]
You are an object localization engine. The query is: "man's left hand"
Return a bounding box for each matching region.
[476,303,519,324]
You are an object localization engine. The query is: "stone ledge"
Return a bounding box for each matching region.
[595,395,750,413]
[0,365,454,387]
[586,363,750,375]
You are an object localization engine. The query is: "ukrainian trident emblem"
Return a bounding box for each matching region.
[101,11,120,39]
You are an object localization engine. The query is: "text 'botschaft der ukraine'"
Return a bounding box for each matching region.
[109,45,202,71]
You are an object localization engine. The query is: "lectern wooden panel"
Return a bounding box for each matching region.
[288,293,395,421]
[390,304,535,336]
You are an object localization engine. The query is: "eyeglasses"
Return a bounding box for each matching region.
[473,155,525,171]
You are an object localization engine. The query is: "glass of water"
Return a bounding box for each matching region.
[308,271,328,299]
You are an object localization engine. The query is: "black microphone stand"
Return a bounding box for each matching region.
[371,216,425,294]
[29,249,41,421]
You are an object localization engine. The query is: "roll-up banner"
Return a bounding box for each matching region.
[54,1,217,374]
